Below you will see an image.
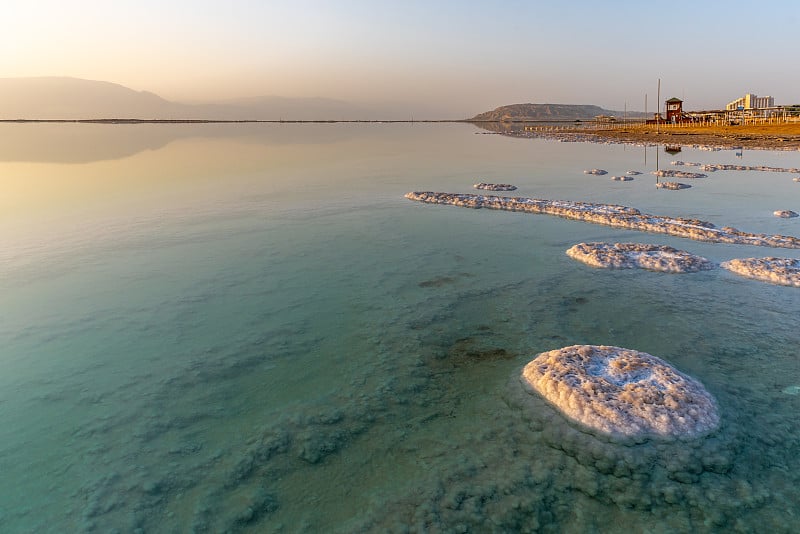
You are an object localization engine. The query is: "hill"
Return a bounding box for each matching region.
[0,77,375,120]
[470,103,648,121]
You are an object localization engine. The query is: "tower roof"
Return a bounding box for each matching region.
[666,97,683,103]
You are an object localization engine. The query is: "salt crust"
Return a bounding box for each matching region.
[721,257,800,287]
[773,210,798,218]
[404,192,800,248]
[656,181,691,190]
[653,169,707,179]
[521,345,720,438]
[673,161,800,174]
[473,182,517,191]
[566,242,714,273]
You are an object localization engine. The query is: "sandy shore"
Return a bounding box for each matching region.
[580,124,800,150]
[558,123,800,151]
[474,121,800,151]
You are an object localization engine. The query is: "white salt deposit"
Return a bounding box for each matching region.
[626,170,642,175]
[566,243,714,273]
[610,175,633,181]
[721,257,800,287]
[673,161,800,174]
[474,182,517,191]
[774,210,798,218]
[521,345,720,439]
[656,181,691,190]
[584,169,608,175]
[653,170,707,179]
[404,192,800,248]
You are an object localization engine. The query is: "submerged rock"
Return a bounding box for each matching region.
[721,257,800,287]
[521,345,720,439]
[566,242,714,273]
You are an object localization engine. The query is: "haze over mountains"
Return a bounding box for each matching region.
[0,77,411,121]
[1,77,650,122]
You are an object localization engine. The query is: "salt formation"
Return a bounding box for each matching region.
[653,169,707,179]
[584,169,608,175]
[404,192,800,248]
[611,175,633,181]
[773,210,798,218]
[566,243,714,273]
[521,345,720,439]
[721,257,800,287]
[473,182,517,191]
[656,181,691,190]
[793,177,800,182]
[626,170,642,175]
[673,161,800,174]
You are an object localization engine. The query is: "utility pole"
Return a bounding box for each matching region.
[657,78,661,134]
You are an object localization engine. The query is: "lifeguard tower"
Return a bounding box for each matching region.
[665,98,683,123]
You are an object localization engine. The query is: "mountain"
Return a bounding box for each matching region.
[0,77,376,120]
[470,103,648,121]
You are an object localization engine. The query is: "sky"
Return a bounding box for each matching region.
[2,0,798,117]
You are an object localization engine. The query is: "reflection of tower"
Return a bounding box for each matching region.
[665,97,683,123]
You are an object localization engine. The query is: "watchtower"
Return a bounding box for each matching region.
[665,97,683,123]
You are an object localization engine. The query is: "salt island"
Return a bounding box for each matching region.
[521,345,720,439]
[404,191,800,248]
[473,182,517,191]
[566,242,714,273]
[721,257,800,287]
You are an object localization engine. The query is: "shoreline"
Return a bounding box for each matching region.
[474,122,800,151]
[4,118,800,151]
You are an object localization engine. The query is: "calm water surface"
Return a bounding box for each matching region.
[1,123,799,532]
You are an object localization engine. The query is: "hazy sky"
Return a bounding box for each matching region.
[2,0,798,116]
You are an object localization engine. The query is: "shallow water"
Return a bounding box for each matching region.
[1,123,800,532]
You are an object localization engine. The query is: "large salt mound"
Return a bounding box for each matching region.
[521,345,720,439]
[721,257,800,287]
[566,242,714,273]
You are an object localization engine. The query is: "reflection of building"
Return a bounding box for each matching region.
[726,93,774,110]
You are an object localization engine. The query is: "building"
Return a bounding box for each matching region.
[665,97,683,122]
[726,93,774,111]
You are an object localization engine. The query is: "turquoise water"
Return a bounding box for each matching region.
[1,123,800,532]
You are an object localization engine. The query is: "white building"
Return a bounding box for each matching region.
[726,93,775,110]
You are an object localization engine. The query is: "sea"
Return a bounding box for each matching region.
[1,122,799,533]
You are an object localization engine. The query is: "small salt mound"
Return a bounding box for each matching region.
[473,182,517,191]
[774,210,798,218]
[610,175,633,181]
[793,177,800,182]
[584,169,607,175]
[656,181,691,190]
[626,170,642,175]
[721,257,800,287]
[653,170,707,179]
[521,345,720,439]
[566,242,714,273]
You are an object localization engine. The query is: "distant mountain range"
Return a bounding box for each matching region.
[0,77,382,120]
[471,103,648,121]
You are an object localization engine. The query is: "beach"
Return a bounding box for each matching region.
[560,123,800,151]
